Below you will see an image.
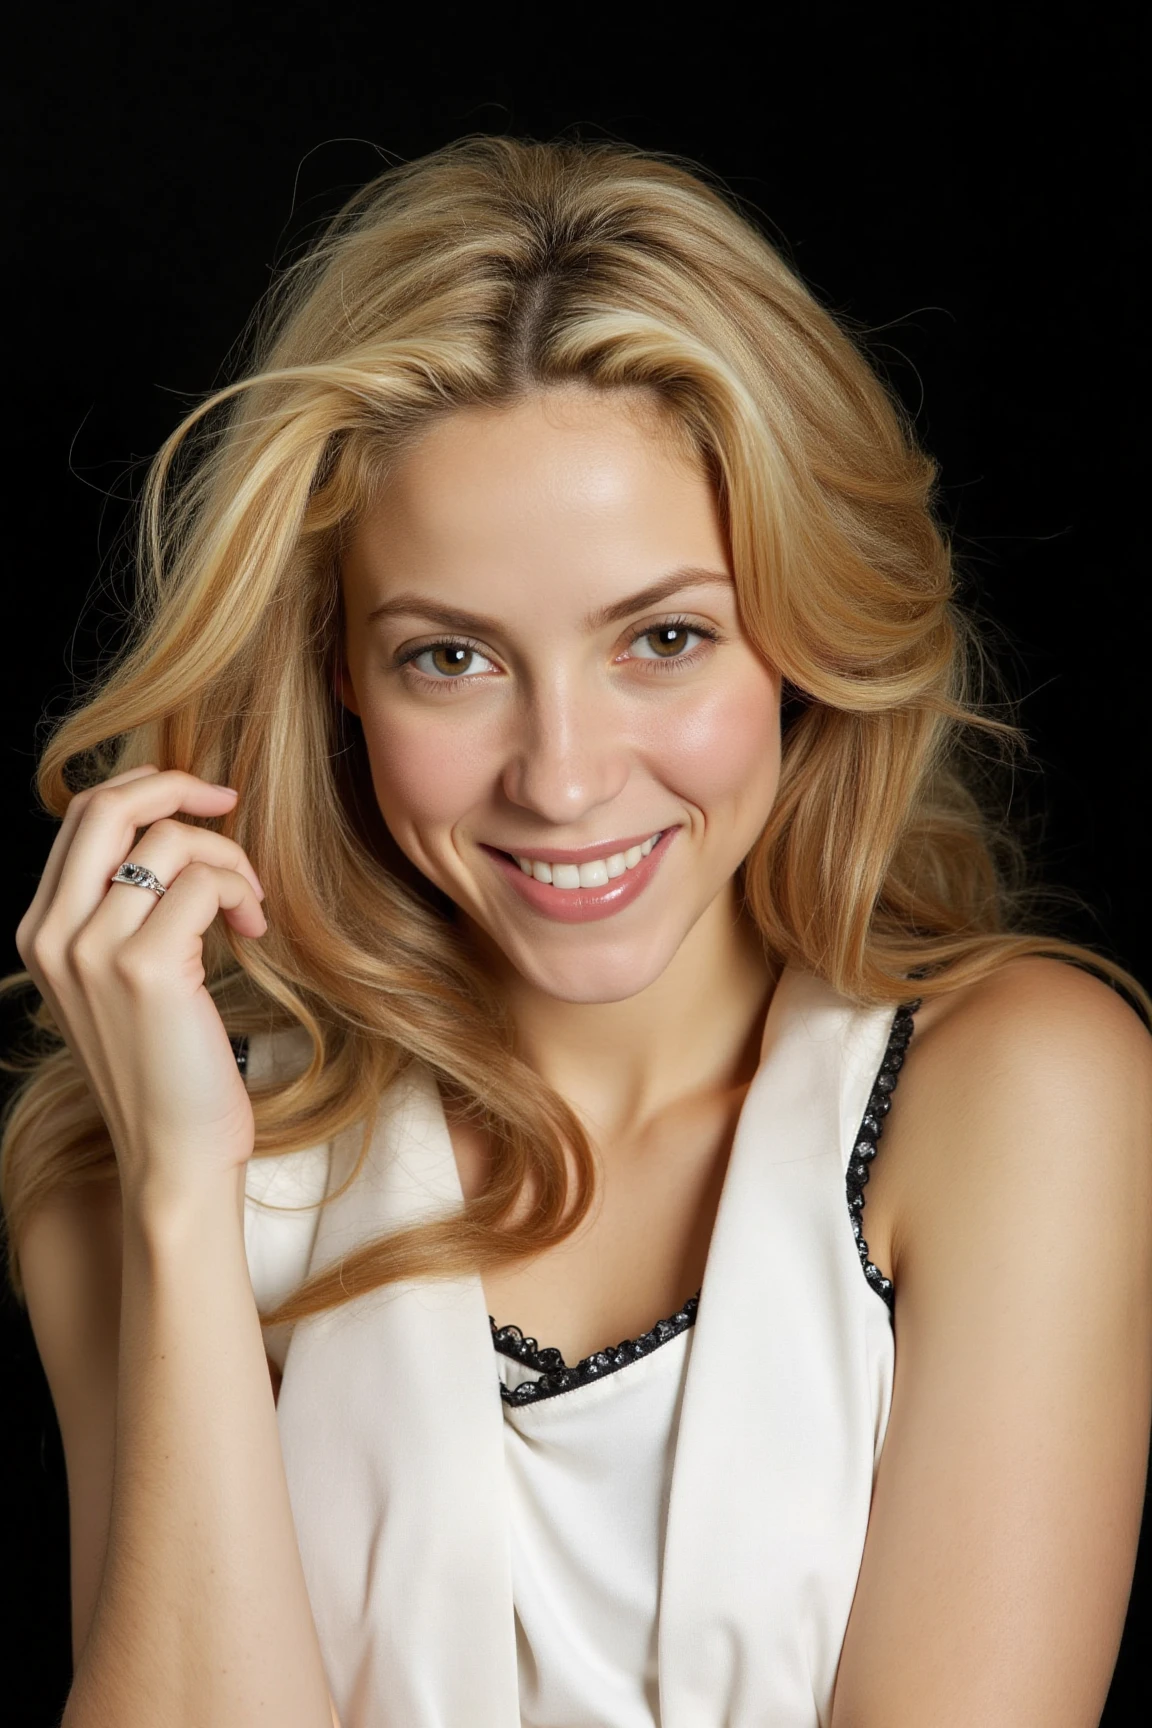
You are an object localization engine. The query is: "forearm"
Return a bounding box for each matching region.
[63,1170,333,1728]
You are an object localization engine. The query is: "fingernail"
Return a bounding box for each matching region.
[211,782,238,794]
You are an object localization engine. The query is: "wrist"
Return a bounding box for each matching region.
[120,1163,248,1246]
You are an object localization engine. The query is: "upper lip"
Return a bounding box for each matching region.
[482,829,667,865]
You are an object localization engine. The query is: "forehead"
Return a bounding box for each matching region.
[343,388,731,615]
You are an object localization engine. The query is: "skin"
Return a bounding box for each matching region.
[337,383,1152,1727]
[338,386,781,1355]
[15,383,1152,1728]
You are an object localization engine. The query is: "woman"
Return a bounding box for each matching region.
[3,137,1150,1728]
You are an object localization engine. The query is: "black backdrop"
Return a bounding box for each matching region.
[4,4,1148,1723]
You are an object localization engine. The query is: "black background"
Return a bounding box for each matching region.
[4,3,1148,1722]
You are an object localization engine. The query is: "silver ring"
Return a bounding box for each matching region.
[110,861,168,897]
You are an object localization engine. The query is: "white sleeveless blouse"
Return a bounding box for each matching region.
[497,1324,697,1726]
[242,967,906,1728]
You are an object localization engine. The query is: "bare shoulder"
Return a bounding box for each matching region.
[910,951,1152,1077]
[832,957,1152,1725]
[888,955,1152,1282]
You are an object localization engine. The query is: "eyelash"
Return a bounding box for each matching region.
[396,616,722,689]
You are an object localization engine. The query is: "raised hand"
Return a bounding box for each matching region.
[15,764,268,1205]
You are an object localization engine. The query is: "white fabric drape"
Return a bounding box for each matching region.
[243,967,897,1727]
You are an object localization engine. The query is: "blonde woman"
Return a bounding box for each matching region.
[4,138,1150,1728]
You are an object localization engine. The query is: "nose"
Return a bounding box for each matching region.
[500,671,630,826]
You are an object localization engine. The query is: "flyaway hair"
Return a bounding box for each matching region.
[2,136,1146,1320]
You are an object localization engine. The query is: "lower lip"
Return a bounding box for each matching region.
[482,829,678,924]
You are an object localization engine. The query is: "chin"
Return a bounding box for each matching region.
[501,926,685,1006]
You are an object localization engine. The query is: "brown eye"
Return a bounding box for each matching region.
[625,620,717,669]
[644,626,693,658]
[404,641,498,681]
[430,645,476,676]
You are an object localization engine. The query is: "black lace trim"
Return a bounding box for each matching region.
[232,1007,917,1404]
[492,1294,701,1407]
[493,999,920,1405]
[846,999,921,1314]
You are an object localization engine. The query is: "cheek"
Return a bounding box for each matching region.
[359,703,495,839]
[649,666,781,819]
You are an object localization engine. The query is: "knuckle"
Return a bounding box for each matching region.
[77,783,120,823]
[108,945,140,985]
[109,942,159,989]
[178,859,214,887]
[69,931,105,976]
[147,816,184,843]
[14,913,33,962]
[25,927,59,975]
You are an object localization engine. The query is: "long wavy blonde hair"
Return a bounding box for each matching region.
[2,136,1143,1323]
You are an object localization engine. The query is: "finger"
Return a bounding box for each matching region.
[23,765,164,929]
[120,863,268,965]
[89,824,265,946]
[44,771,241,936]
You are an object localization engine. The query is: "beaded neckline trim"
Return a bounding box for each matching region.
[488,997,920,1405]
[846,998,921,1313]
[229,1002,919,1406]
[492,1295,700,1407]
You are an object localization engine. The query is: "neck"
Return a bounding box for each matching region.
[473,883,779,1142]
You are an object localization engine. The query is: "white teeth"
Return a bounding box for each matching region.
[513,833,662,890]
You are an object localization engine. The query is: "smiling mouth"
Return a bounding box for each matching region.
[501,832,663,890]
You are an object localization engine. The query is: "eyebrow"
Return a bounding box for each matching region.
[364,567,734,635]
